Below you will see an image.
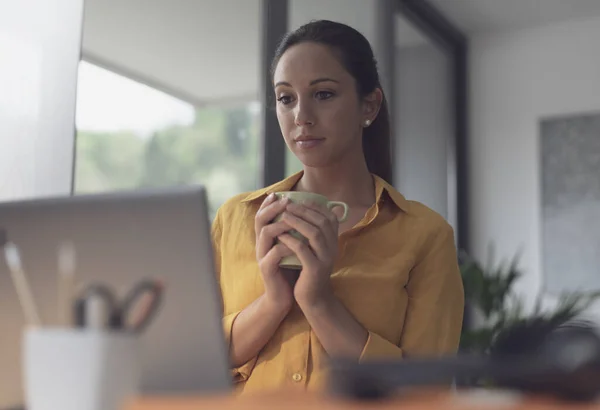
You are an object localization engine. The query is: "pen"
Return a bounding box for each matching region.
[3,242,42,327]
[58,241,76,327]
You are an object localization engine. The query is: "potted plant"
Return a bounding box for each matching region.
[458,248,600,355]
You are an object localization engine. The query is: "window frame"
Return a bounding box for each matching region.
[398,0,470,253]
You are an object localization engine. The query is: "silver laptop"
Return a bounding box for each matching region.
[0,187,232,409]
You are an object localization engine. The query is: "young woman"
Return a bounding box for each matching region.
[212,20,464,394]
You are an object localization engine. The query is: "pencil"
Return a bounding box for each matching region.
[4,242,42,327]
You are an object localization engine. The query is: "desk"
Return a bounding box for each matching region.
[125,390,599,410]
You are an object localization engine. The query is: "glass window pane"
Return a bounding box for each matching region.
[76,0,261,216]
[396,14,454,225]
[74,61,259,217]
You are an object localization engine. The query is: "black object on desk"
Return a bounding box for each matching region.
[329,320,600,402]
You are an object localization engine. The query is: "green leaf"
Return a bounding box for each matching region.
[459,247,600,359]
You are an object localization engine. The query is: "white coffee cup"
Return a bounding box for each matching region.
[23,328,140,410]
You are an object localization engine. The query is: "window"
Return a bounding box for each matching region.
[74,61,259,217]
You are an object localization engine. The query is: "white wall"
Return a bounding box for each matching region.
[0,0,83,205]
[395,44,453,224]
[469,15,600,309]
[289,0,377,45]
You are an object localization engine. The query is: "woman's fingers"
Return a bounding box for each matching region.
[285,202,337,244]
[277,233,319,269]
[255,194,289,233]
[256,220,292,259]
[279,212,329,261]
[301,201,340,228]
[258,192,277,211]
[255,194,293,260]
[258,242,294,276]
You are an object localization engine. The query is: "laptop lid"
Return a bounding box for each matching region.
[0,187,232,408]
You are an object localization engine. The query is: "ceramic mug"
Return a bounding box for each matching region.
[273,191,349,269]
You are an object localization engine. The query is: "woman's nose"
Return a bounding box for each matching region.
[294,100,315,126]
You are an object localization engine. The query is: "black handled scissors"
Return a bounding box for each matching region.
[74,279,164,333]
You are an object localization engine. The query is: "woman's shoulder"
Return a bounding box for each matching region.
[379,178,452,237]
[399,197,454,239]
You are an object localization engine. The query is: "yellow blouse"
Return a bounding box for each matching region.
[212,171,464,394]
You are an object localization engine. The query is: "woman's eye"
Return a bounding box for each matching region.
[315,91,334,100]
[277,95,293,105]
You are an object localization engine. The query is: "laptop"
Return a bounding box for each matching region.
[0,186,232,409]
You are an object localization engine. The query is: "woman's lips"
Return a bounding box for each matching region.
[295,138,325,149]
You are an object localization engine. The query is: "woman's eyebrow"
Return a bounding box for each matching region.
[274,77,340,88]
[309,77,339,85]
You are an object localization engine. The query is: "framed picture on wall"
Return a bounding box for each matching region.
[540,111,600,294]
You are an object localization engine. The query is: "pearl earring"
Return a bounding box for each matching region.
[364,119,371,127]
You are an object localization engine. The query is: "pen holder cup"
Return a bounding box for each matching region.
[23,328,140,410]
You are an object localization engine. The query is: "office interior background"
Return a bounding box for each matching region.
[2,0,600,320]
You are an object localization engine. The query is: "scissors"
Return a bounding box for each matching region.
[73,278,164,333]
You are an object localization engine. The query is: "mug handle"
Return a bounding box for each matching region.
[327,201,349,223]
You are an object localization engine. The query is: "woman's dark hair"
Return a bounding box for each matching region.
[271,20,393,183]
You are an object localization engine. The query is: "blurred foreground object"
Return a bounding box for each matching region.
[125,386,600,410]
[330,320,600,402]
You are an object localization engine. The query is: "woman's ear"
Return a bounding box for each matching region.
[361,88,383,127]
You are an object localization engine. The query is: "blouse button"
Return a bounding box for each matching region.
[292,373,303,382]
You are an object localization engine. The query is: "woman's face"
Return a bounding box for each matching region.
[273,42,377,169]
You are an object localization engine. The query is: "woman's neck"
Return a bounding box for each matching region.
[295,156,376,208]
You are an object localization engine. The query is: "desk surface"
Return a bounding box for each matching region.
[125,389,599,410]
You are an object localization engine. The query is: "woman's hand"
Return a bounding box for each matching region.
[276,202,370,360]
[277,201,340,308]
[255,194,295,310]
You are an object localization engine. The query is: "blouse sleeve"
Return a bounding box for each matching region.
[212,207,258,383]
[359,222,464,361]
